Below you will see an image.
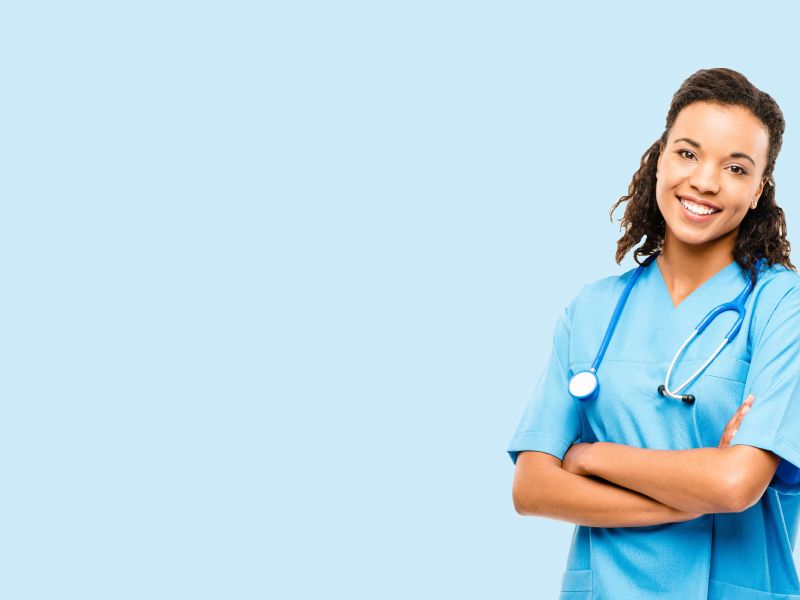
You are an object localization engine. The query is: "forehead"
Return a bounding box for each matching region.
[668,101,769,163]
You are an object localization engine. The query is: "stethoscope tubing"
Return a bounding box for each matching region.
[660,271,755,401]
[569,253,762,404]
[590,254,658,375]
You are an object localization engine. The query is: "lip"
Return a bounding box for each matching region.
[677,195,720,222]
[678,194,721,211]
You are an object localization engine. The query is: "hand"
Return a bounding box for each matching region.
[562,442,593,476]
[718,394,754,448]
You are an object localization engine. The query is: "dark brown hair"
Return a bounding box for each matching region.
[610,68,794,281]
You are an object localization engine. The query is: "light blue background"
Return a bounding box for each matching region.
[2,1,800,598]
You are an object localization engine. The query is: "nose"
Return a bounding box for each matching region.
[689,162,720,194]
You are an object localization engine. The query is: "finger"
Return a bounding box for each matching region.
[720,425,740,448]
[737,395,754,415]
[729,395,755,429]
[724,411,739,431]
[725,400,754,443]
[727,428,738,444]
[724,412,747,444]
[719,431,733,448]
[718,396,756,448]
[719,415,744,448]
[719,415,736,448]
[730,405,749,430]
[722,410,743,438]
[734,395,755,425]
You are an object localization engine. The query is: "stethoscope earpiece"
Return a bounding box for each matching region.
[659,385,695,404]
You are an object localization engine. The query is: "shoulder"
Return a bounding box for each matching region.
[565,265,640,320]
[574,265,639,302]
[752,264,800,310]
[749,264,800,335]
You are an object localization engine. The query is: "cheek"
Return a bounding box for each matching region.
[727,203,752,224]
[654,176,674,211]
[656,161,683,197]
[726,184,758,217]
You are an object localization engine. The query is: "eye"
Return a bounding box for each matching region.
[677,149,696,160]
[728,164,749,176]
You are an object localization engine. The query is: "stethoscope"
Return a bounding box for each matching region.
[567,253,760,405]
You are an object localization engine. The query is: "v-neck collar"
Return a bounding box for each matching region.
[650,257,741,310]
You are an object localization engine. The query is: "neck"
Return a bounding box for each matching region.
[657,229,737,301]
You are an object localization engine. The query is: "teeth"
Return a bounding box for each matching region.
[680,198,718,216]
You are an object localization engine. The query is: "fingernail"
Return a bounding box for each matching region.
[745,395,754,405]
[731,428,738,437]
[741,405,750,415]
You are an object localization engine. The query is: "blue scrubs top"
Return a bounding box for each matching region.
[508,259,800,599]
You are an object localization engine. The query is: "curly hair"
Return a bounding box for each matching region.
[609,68,794,282]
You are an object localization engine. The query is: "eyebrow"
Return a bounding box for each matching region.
[673,137,756,167]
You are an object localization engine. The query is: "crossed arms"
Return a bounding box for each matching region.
[511,395,782,527]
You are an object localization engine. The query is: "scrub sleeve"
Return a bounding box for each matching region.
[507,296,581,465]
[506,265,800,599]
[732,283,800,493]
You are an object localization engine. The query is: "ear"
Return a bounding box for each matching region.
[752,177,767,209]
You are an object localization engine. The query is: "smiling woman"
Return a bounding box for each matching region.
[658,103,767,227]
[507,68,800,600]
[610,70,791,291]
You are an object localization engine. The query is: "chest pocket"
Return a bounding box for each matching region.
[692,357,750,448]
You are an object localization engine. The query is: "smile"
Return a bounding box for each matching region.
[678,196,721,219]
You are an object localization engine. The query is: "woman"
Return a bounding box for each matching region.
[508,68,800,599]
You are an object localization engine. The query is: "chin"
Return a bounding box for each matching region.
[667,224,732,248]
[673,234,716,247]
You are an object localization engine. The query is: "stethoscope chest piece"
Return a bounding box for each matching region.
[565,253,763,405]
[569,370,599,402]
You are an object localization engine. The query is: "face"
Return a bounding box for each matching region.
[655,101,770,250]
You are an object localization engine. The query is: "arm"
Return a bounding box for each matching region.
[512,451,702,527]
[568,442,780,514]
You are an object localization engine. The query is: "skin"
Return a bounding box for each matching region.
[560,102,780,512]
[559,396,779,515]
[513,101,782,523]
[654,101,769,306]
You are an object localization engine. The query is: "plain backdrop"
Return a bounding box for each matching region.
[2,1,800,598]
